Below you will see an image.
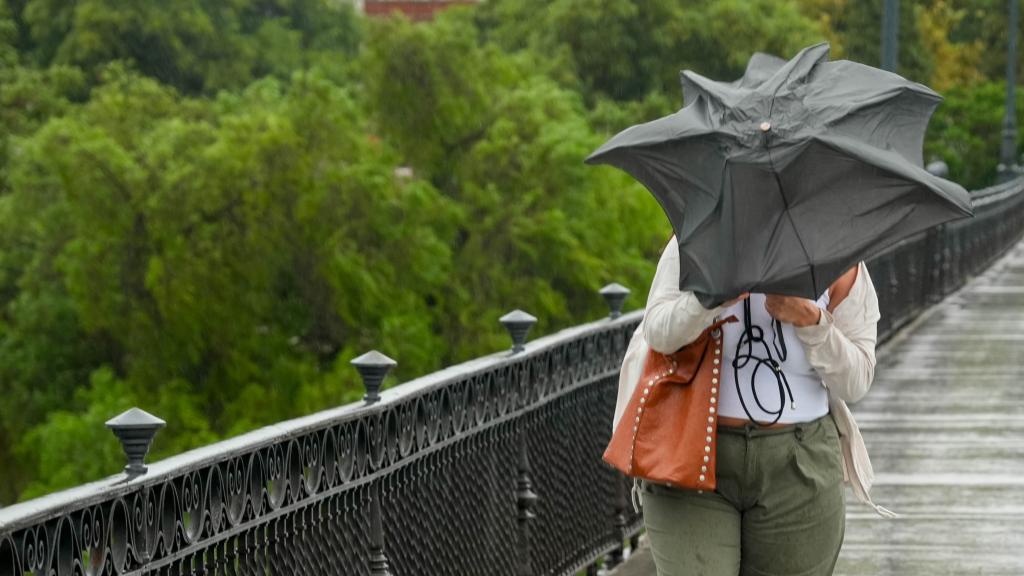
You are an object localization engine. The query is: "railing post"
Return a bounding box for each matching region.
[603,473,629,570]
[350,352,396,575]
[881,0,900,72]
[998,0,1020,183]
[888,254,900,325]
[940,225,953,298]
[515,436,538,576]
[926,225,943,303]
[907,244,919,308]
[368,483,393,576]
[952,226,963,288]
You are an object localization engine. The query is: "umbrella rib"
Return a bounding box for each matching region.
[765,63,819,298]
[767,146,818,297]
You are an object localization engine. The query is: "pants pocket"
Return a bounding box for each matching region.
[792,419,844,488]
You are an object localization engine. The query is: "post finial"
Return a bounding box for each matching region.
[106,408,166,478]
[500,310,537,354]
[352,350,398,404]
[599,283,631,319]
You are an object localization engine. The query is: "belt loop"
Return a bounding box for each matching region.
[795,424,806,442]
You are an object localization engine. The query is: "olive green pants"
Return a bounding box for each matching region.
[639,413,846,576]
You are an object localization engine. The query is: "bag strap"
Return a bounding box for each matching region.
[709,314,739,335]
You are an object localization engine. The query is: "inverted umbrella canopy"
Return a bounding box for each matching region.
[586,43,973,309]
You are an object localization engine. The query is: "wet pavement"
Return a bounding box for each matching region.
[836,241,1024,575]
[610,239,1024,576]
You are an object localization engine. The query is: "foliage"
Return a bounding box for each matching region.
[587,91,677,138]
[925,81,1024,189]
[0,68,463,500]
[678,0,824,81]
[475,0,824,104]
[801,0,935,83]
[361,10,521,182]
[4,0,362,94]
[362,11,666,362]
[943,0,1023,82]
[916,0,984,91]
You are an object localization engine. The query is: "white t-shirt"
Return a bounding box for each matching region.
[717,291,831,424]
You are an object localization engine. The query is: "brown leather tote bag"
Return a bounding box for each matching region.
[603,314,738,491]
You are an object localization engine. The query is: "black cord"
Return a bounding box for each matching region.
[731,299,795,426]
[772,315,788,361]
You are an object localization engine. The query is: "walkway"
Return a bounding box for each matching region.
[610,238,1024,576]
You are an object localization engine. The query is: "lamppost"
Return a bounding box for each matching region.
[999,0,1020,183]
[882,0,899,72]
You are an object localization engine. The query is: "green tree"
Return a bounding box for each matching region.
[925,81,1024,189]
[476,0,824,104]
[0,1,14,67]
[0,67,460,499]
[362,12,666,362]
[0,1,87,195]
[799,0,934,83]
[677,0,825,81]
[944,0,1023,83]
[361,10,520,183]
[0,13,89,502]
[916,0,984,91]
[5,0,361,93]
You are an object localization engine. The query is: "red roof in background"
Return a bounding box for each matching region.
[364,0,478,22]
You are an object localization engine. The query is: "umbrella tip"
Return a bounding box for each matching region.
[583,148,608,165]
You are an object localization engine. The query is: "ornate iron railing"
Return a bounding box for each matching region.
[2,175,1023,576]
[868,176,1024,338]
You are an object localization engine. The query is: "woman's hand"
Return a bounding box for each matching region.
[764,294,821,327]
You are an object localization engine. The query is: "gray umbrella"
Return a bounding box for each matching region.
[586,43,973,308]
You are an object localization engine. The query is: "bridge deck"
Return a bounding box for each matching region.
[609,238,1024,576]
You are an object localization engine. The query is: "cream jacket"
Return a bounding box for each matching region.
[614,237,896,517]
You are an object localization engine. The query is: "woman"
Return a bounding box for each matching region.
[612,236,893,576]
